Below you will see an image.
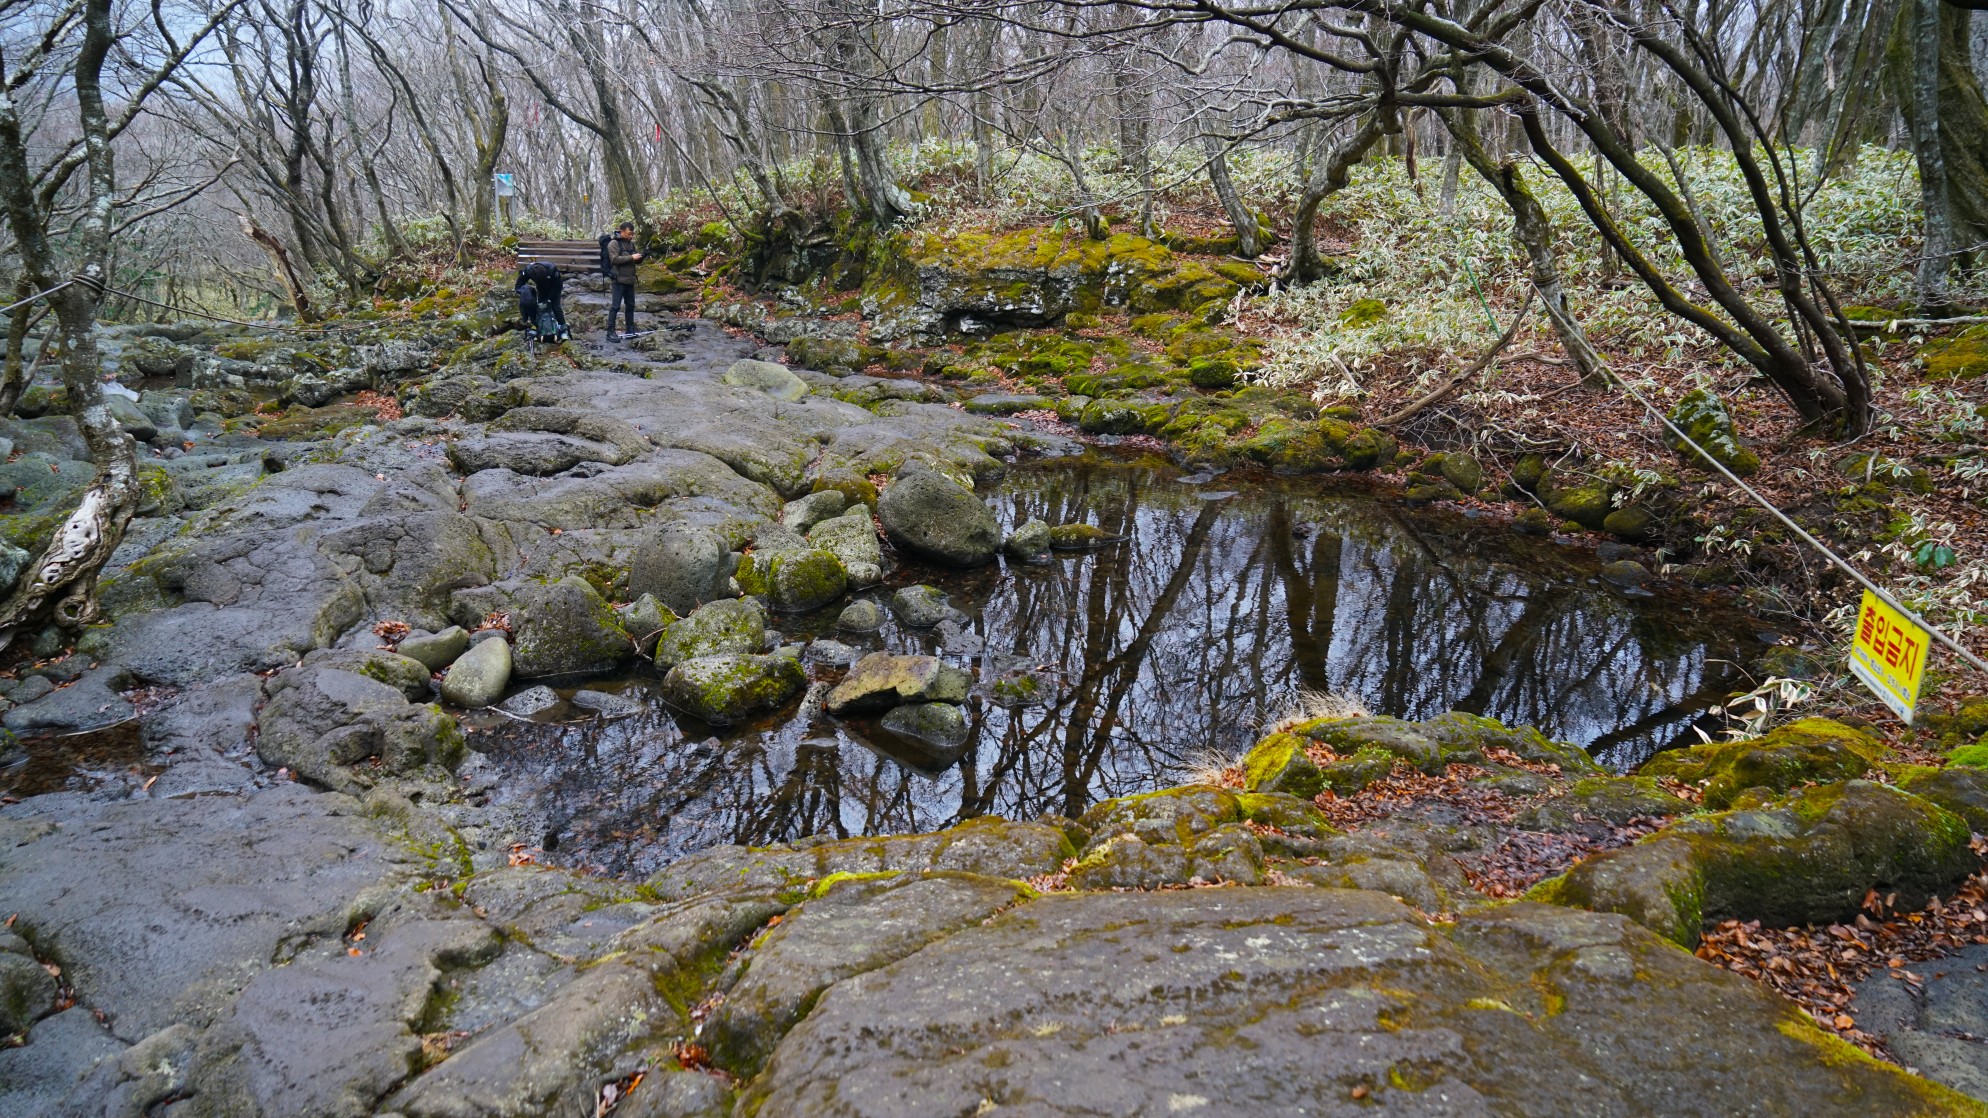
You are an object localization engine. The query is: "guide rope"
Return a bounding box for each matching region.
[1605,369,1988,676]
[0,279,79,317]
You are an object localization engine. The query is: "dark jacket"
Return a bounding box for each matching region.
[608,237,641,285]
[516,262,562,302]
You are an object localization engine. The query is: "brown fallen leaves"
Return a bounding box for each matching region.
[1696,840,1988,1058]
[354,390,403,422]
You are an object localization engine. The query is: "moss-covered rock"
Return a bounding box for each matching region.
[1533,780,1975,946]
[824,652,971,714]
[1416,711,1607,774]
[1045,523,1118,549]
[1519,776,1692,831]
[1543,480,1614,530]
[761,548,849,613]
[1922,325,1988,379]
[1638,718,1884,809]
[1320,746,1398,794]
[1240,732,1325,799]
[1663,388,1761,477]
[1301,716,1455,774]
[508,575,631,679]
[652,597,768,670]
[661,653,805,724]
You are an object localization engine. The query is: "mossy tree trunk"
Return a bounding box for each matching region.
[1440,105,1606,385]
[1290,115,1387,284]
[1202,132,1261,258]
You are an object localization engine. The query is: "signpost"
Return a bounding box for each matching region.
[493,173,515,227]
[1848,589,1932,724]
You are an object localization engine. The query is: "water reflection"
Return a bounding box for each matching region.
[472,455,1761,876]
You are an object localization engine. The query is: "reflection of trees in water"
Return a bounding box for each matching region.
[489,460,1752,872]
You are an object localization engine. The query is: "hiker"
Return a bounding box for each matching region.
[606,221,642,339]
[515,260,567,339]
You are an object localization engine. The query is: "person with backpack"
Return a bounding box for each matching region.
[515,260,568,340]
[605,221,643,339]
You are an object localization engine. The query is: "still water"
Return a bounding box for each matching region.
[470,454,1763,876]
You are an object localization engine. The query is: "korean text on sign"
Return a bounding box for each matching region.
[1847,589,1930,724]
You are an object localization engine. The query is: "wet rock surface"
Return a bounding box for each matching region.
[5,309,1969,1116]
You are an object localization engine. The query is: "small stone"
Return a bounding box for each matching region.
[783,490,847,535]
[1600,560,1650,589]
[440,636,511,708]
[880,702,971,759]
[890,585,966,629]
[766,549,849,613]
[571,689,643,719]
[1513,507,1555,535]
[721,359,809,402]
[1047,523,1118,549]
[1603,506,1657,541]
[499,685,560,717]
[805,640,861,667]
[618,593,676,657]
[397,627,470,671]
[837,600,884,632]
[825,652,972,714]
[1003,518,1052,561]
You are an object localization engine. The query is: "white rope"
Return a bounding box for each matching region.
[1609,375,1988,676]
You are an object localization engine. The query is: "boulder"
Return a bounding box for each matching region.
[617,593,676,656]
[761,548,849,613]
[825,653,972,714]
[1639,717,1883,809]
[661,653,805,723]
[1518,776,1691,831]
[1535,780,1975,946]
[877,470,999,566]
[570,689,643,718]
[1600,559,1651,589]
[398,626,469,671]
[652,597,768,669]
[509,576,631,679]
[440,637,511,708]
[782,490,847,535]
[703,873,1027,1078]
[1003,518,1052,561]
[628,523,734,617]
[0,667,134,734]
[721,359,808,402]
[880,702,971,759]
[1664,387,1760,476]
[257,665,465,790]
[0,541,28,594]
[836,599,884,632]
[107,394,157,442]
[499,684,560,717]
[1239,732,1325,799]
[806,512,884,587]
[1047,523,1118,549]
[889,584,967,629]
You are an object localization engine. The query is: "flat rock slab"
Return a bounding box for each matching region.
[745,890,1973,1117]
[0,784,394,1041]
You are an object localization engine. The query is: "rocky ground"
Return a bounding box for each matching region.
[3,278,1988,1115]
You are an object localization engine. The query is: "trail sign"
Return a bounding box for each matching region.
[493,173,515,198]
[1848,589,1931,723]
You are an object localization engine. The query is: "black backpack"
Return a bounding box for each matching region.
[598,233,614,277]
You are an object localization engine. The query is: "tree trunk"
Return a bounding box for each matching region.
[1290,116,1387,283]
[241,214,317,322]
[1907,0,1958,312]
[1202,133,1260,257]
[1441,106,1606,385]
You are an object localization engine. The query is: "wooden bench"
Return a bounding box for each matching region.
[516,239,602,273]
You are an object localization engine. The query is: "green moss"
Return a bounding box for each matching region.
[1241,732,1326,799]
[1341,299,1388,327]
[1948,743,1988,768]
[810,870,900,899]
[1923,325,1988,379]
[1664,388,1760,476]
[1639,718,1885,809]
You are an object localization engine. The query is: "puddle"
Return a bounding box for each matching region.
[468,454,1764,877]
[1,719,152,800]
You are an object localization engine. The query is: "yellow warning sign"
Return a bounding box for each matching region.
[1848,589,1931,724]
